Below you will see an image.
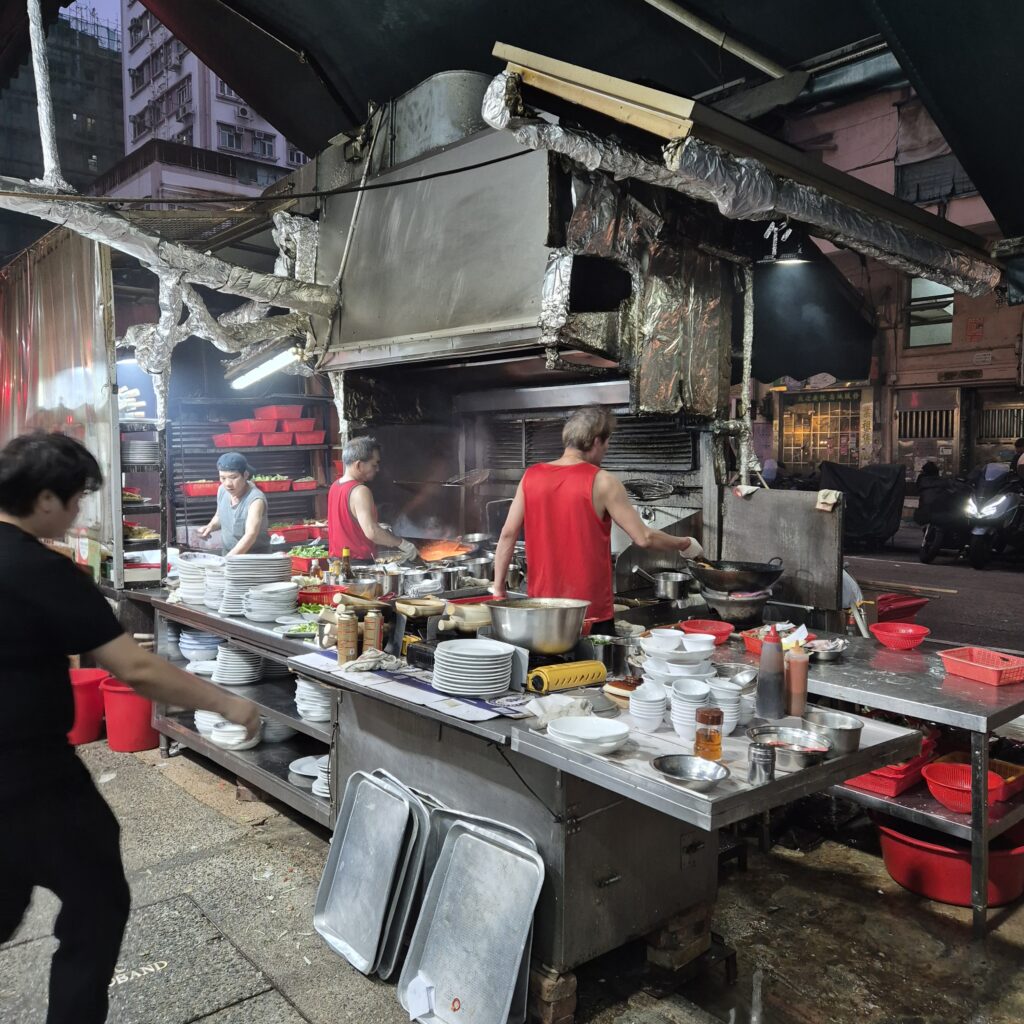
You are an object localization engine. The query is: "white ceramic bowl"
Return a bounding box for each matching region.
[645,647,712,666]
[671,679,711,700]
[632,715,663,734]
[681,634,716,652]
[667,660,714,677]
[549,716,630,744]
[650,629,684,644]
[209,721,261,750]
[640,636,681,656]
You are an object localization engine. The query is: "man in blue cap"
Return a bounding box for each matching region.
[197,452,271,554]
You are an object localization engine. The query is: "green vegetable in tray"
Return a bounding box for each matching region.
[289,544,328,557]
[299,603,326,614]
[254,474,288,481]
[288,622,318,635]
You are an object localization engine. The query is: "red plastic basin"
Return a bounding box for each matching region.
[877,816,1024,907]
[870,622,930,650]
[676,619,734,645]
[100,678,158,752]
[68,669,108,745]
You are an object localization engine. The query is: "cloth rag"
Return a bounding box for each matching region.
[816,488,842,512]
[340,648,406,672]
[526,694,593,731]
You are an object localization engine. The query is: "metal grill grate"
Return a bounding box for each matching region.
[978,407,1024,442]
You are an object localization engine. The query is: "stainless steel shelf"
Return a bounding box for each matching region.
[119,420,162,432]
[831,783,1024,841]
[122,504,163,515]
[155,712,331,827]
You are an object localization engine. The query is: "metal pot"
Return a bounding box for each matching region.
[801,708,863,757]
[487,598,590,654]
[585,635,632,677]
[462,555,495,580]
[632,566,689,600]
[426,565,463,590]
[401,568,429,594]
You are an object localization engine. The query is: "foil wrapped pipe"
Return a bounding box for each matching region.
[27,0,73,193]
[540,249,573,346]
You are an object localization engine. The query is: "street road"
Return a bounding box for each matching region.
[847,526,1023,652]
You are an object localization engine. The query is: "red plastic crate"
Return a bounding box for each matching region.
[298,585,346,605]
[212,432,259,448]
[292,479,318,491]
[939,647,1024,686]
[273,526,309,543]
[306,525,326,541]
[261,432,294,446]
[228,418,277,433]
[255,404,302,420]
[181,481,219,497]
[282,418,315,432]
[333,460,343,477]
[844,736,938,796]
[256,479,292,492]
[295,430,326,445]
[291,555,321,573]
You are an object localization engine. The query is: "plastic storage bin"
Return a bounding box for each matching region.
[939,647,1024,686]
[282,418,315,432]
[292,479,318,491]
[255,479,292,492]
[260,432,294,446]
[228,418,277,433]
[181,481,219,497]
[295,431,326,445]
[255,404,302,420]
[212,432,259,448]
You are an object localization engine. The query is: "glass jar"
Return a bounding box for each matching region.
[694,706,724,761]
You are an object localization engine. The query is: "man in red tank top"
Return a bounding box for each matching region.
[492,408,702,630]
[327,436,418,561]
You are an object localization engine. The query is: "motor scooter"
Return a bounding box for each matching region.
[914,474,971,564]
[966,466,1024,569]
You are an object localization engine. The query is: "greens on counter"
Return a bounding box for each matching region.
[289,544,328,557]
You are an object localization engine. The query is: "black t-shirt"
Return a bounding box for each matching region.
[0,523,123,799]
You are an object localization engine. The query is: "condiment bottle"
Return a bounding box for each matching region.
[756,626,786,720]
[694,706,724,761]
[785,643,809,716]
[362,609,383,653]
[340,547,353,583]
[748,742,776,785]
[337,610,359,662]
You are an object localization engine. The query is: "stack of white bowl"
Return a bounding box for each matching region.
[209,719,261,750]
[194,709,226,735]
[179,628,224,663]
[639,630,718,688]
[739,688,757,726]
[708,678,742,735]
[204,563,226,610]
[261,716,297,743]
[669,677,710,741]
[629,680,668,733]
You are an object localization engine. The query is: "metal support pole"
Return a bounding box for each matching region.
[739,265,755,487]
[26,0,74,192]
[970,729,990,940]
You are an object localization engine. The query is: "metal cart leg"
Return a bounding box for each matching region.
[970,730,990,940]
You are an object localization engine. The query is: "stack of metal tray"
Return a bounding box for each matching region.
[313,770,431,977]
[398,819,544,1024]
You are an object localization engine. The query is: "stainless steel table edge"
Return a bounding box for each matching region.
[287,661,516,747]
[510,721,920,833]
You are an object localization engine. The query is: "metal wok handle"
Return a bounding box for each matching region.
[768,556,784,567]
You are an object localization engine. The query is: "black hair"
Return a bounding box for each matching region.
[1016,438,1024,449]
[919,461,940,477]
[0,432,103,516]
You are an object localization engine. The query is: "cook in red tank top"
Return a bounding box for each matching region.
[327,478,377,559]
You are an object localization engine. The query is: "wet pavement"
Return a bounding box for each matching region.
[4,741,1024,1023]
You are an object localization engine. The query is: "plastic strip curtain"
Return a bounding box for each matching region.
[0,229,114,543]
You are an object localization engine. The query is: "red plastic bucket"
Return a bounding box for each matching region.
[68,669,108,745]
[99,677,159,752]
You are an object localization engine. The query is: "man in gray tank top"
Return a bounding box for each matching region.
[197,452,271,554]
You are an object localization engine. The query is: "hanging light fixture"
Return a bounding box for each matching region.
[224,339,307,389]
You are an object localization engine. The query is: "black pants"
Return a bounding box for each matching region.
[0,766,130,1024]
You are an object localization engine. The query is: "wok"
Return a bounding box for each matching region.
[685,556,783,593]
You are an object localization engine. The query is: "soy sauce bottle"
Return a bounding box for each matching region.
[755,625,786,721]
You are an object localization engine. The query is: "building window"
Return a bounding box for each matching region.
[781,391,863,469]
[129,61,148,94]
[251,130,276,160]
[217,78,240,101]
[218,123,242,151]
[130,113,150,142]
[173,127,193,146]
[176,76,192,106]
[908,277,954,347]
[287,146,309,166]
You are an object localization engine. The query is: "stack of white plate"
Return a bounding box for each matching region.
[547,716,630,754]
[670,678,711,740]
[261,717,297,743]
[212,644,263,685]
[288,754,321,788]
[210,720,261,750]
[177,553,223,605]
[179,627,225,662]
[431,638,514,698]
[204,563,226,610]
[220,553,293,616]
[194,709,226,735]
[242,581,299,622]
[312,755,330,798]
[295,677,332,721]
[629,681,668,733]
[121,439,161,465]
[708,678,741,735]
[263,661,294,681]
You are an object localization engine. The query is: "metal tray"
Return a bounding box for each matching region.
[372,770,432,980]
[313,771,413,974]
[398,821,544,1024]
[422,811,538,1024]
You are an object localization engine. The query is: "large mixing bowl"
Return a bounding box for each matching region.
[487,598,590,654]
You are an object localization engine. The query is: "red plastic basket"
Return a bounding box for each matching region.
[869,622,930,650]
[939,646,1024,686]
[305,525,326,541]
[228,418,277,434]
[922,763,1003,813]
[298,585,346,605]
[741,629,817,656]
[677,619,734,645]
[255,404,302,420]
[295,430,326,445]
[930,751,1024,802]
[282,418,316,432]
[181,481,219,497]
[261,432,294,446]
[212,432,259,448]
[292,479,318,491]
[256,479,292,492]
[273,526,309,543]
[291,555,321,573]
[845,736,937,796]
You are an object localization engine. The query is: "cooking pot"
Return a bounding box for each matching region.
[426,565,463,590]
[400,568,429,594]
[488,598,589,654]
[632,565,690,600]
[685,556,783,594]
[585,635,634,677]
[462,555,495,580]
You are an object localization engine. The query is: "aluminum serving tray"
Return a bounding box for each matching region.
[398,821,544,1024]
[314,771,413,974]
[423,811,538,1024]
[372,770,432,980]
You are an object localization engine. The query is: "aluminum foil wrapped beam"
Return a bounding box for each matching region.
[738,265,756,486]
[27,0,73,193]
[0,176,337,317]
[482,72,999,297]
[540,249,573,346]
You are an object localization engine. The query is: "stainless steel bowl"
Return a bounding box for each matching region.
[801,708,863,757]
[487,598,590,654]
[461,532,493,546]
[744,726,833,771]
[651,755,730,792]
[462,555,495,580]
[806,639,849,663]
[426,565,463,590]
[715,662,758,691]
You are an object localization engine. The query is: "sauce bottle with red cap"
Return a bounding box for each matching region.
[756,625,786,720]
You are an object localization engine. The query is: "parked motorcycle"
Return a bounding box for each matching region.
[966,465,1024,569]
[914,474,971,564]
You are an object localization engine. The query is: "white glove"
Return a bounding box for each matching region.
[682,537,704,560]
[396,539,418,564]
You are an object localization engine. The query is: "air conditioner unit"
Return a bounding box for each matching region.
[176,104,193,122]
[237,106,252,120]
